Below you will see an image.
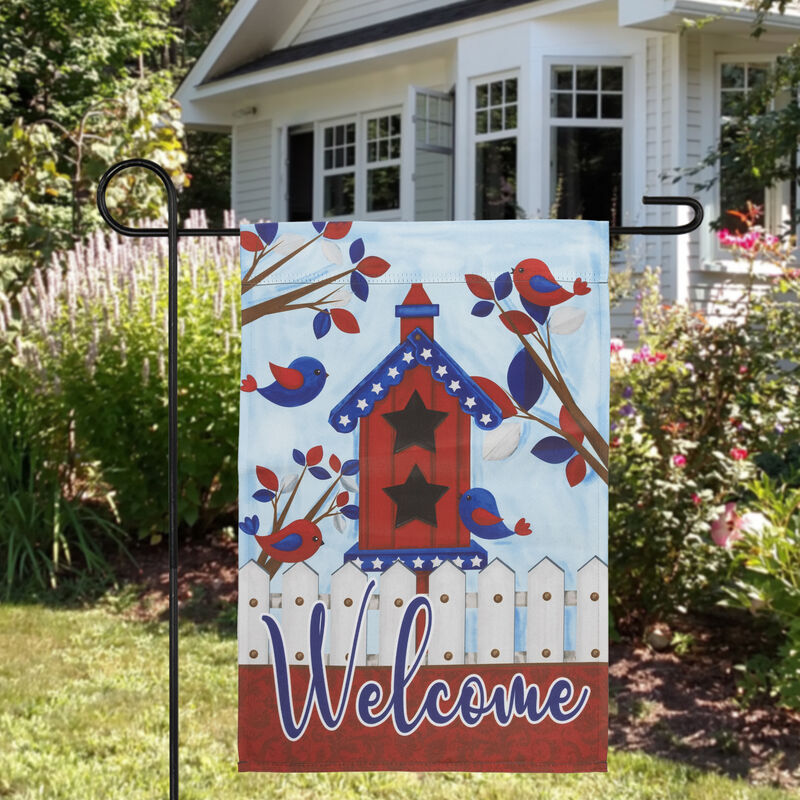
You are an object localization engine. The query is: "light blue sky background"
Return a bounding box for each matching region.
[239,220,608,652]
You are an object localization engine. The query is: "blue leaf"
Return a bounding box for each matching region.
[238,515,260,535]
[531,436,575,464]
[507,348,544,410]
[471,300,494,317]
[341,505,359,520]
[309,466,332,480]
[349,238,365,263]
[520,296,550,324]
[494,272,512,300]
[254,222,278,245]
[293,449,306,466]
[312,221,326,233]
[252,489,275,503]
[313,310,331,339]
[350,270,369,302]
[341,459,359,476]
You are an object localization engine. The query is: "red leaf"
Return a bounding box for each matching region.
[465,274,494,300]
[240,230,264,252]
[356,256,391,278]
[256,466,279,492]
[240,374,257,392]
[566,454,587,487]
[470,376,516,418]
[306,445,323,466]
[559,406,585,445]
[330,308,360,333]
[335,491,349,507]
[323,222,353,239]
[329,454,341,473]
[499,310,536,335]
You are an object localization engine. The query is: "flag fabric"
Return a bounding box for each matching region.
[237,220,609,773]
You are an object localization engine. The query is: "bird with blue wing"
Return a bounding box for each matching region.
[458,487,531,540]
[253,519,324,563]
[240,356,328,407]
[511,258,591,324]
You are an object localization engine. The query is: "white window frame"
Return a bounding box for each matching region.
[543,57,631,227]
[469,70,520,220]
[314,107,403,220]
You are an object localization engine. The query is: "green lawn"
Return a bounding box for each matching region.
[0,602,793,800]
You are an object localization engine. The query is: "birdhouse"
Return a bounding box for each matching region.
[329,284,503,577]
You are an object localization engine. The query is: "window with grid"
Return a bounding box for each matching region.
[365,113,401,212]
[548,64,624,226]
[473,76,518,219]
[322,121,356,217]
[719,61,770,233]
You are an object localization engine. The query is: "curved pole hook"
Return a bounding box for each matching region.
[612,196,704,236]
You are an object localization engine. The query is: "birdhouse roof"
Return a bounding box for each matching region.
[328,327,503,434]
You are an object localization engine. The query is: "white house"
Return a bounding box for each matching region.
[176,0,800,328]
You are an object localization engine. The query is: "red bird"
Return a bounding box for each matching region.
[255,519,324,563]
[511,258,591,323]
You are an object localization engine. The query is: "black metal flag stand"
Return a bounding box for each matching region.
[95,157,703,800]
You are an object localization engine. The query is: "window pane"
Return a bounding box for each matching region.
[505,78,518,103]
[335,126,344,145]
[576,67,598,90]
[576,93,597,118]
[748,64,769,88]
[379,140,388,160]
[390,114,401,135]
[490,107,503,131]
[719,124,765,233]
[390,138,401,158]
[721,90,744,116]
[367,142,377,162]
[346,123,355,143]
[475,137,517,220]
[324,128,333,147]
[551,126,622,225]
[335,149,344,168]
[324,173,355,216]
[601,94,622,119]
[476,83,488,108]
[552,92,573,118]
[367,118,377,140]
[324,150,333,170]
[552,66,573,90]
[602,66,623,91]
[505,103,518,129]
[367,166,400,212]
[476,109,488,134]
[416,93,427,116]
[721,64,745,88]
[346,145,355,165]
[490,81,503,105]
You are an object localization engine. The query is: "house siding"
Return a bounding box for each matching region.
[233,120,272,222]
[414,148,453,220]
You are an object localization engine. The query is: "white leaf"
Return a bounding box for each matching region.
[321,239,342,265]
[281,473,300,492]
[482,421,522,461]
[340,474,359,493]
[333,513,347,533]
[272,234,306,255]
[550,307,586,335]
[326,287,352,306]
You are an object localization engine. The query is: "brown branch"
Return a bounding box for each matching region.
[275,466,306,531]
[242,233,324,294]
[305,477,341,522]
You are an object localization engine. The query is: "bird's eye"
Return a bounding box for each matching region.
[312,535,319,542]
[517,267,524,273]
[466,494,472,501]
[314,368,321,375]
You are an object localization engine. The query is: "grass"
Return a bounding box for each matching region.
[0,601,795,800]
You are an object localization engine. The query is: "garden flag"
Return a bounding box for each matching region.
[237,220,609,773]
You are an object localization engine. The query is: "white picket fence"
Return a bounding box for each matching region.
[238,556,607,666]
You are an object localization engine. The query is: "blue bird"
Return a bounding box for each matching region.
[458,487,532,540]
[240,356,328,407]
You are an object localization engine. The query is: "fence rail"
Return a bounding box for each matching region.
[238,556,607,666]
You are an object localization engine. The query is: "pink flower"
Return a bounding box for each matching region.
[610,338,624,354]
[710,503,745,547]
[672,454,687,467]
[730,448,749,461]
[691,493,702,506]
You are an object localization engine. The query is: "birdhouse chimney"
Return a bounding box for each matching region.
[395,283,439,340]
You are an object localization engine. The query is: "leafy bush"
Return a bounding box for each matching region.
[1,211,240,541]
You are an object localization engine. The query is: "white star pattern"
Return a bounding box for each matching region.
[452,556,465,568]
[431,556,443,568]
[464,397,476,408]
[352,557,364,569]
[356,398,368,410]
[435,365,448,377]
[402,351,414,363]
[448,380,461,392]
[371,557,384,569]
[412,556,424,569]
[371,382,383,395]
[420,348,432,360]
[480,413,492,426]
[387,366,399,379]
[339,415,351,427]
[470,555,483,567]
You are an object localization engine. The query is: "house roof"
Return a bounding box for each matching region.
[328,327,503,434]
[204,0,542,85]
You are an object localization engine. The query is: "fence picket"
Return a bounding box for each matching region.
[378,561,416,666]
[238,560,271,665]
[576,557,608,663]
[428,562,466,665]
[329,562,369,666]
[527,557,565,663]
[477,559,515,664]
[282,563,319,666]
